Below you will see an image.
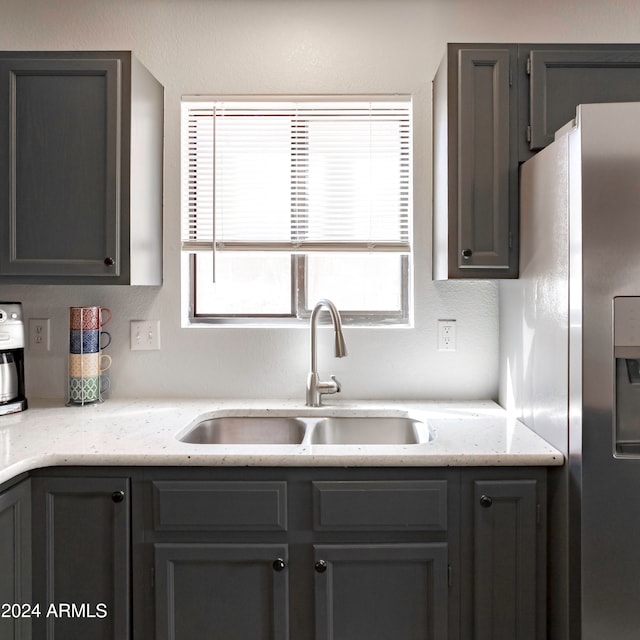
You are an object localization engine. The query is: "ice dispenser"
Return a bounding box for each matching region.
[613,297,640,454]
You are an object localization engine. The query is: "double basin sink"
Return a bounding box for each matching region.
[177,412,434,446]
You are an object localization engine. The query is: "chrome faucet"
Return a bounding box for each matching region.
[306,299,348,407]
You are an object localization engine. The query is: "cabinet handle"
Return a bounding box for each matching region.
[315,560,328,573]
[272,558,286,572]
[104,257,115,267]
[461,248,473,259]
[111,490,125,503]
[479,494,493,508]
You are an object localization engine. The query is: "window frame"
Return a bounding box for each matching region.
[187,253,411,326]
[181,95,413,328]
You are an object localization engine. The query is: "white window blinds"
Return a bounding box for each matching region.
[181,98,411,253]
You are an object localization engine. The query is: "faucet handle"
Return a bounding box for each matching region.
[330,375,341,393]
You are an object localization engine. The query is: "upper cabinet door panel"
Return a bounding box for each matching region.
[529,49,640,150]
[432,44,518,280]
[0,58,121,277]
[457,49,513,273]
[0,59,121,276]
[0,51,163,285]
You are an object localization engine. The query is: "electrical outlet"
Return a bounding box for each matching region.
[29,318,51,352]
[437,319,456,351]
[130,320,161,351]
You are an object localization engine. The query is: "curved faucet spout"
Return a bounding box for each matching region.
[307,299,348,407]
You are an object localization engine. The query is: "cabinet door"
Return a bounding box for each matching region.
[528,48,640,150]
[0,479,31,640]
[0,57,121,277]
[314,543,448,640]
[154,543,289,640]
[433,45,518,279]
[472,480,539,640]
[457,49,514,274]
[31,477,130,640]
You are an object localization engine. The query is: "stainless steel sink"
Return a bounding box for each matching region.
[178,412,434,446]
[178,416,307,445]
[309,416,421,445]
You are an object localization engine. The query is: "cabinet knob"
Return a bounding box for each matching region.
[104,257,115,267]
[315,560,328,573]
[272,558,286,572]
[111,490,125,503]
[479,494,493,508]
[461,248,473,259]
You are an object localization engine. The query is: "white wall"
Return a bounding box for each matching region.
[1,0,639,402]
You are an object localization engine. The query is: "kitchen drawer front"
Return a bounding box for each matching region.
[313,480,447,531]
[152,481,287,532]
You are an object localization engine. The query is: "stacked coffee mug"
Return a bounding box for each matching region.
[68,306,112,405]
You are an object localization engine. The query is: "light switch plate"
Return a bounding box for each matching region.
[130,320,161,351]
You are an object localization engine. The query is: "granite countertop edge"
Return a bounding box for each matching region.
[0,397,564,485]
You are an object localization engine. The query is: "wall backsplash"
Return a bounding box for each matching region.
[2,0,638,401]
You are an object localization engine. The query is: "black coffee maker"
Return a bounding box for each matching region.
[0,302,27,415]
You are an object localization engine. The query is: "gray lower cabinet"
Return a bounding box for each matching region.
[0,51,163,285]
[314,543,448,640]
[312,478,451,640]
[434,42,640,280]
[137,477,291,640]
[7,465,546,640]
[154,542,289,640]
[134,469,456,640]
[30,475,130,640]
[460,469,547,640]
[0,477,31,640]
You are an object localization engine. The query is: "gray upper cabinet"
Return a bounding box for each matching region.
[433,45,519,280]
[434,43,640,280]
[526,46,640,152]
[0,51,163,285]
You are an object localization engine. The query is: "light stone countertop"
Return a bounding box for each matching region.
[0,398,563,485]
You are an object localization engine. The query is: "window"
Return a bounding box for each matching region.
[181,97,412,325]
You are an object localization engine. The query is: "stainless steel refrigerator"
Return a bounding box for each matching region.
[500,102,640,640]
